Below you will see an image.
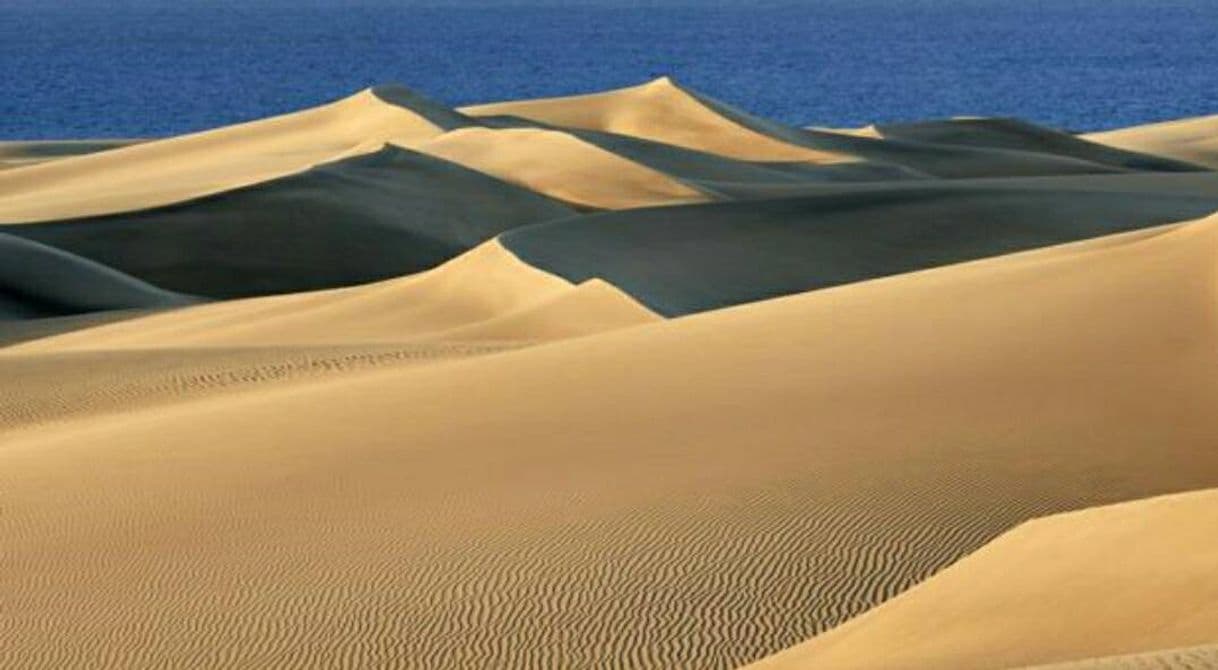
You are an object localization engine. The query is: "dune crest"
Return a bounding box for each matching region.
[0,240,658,433]
[462,77,850,163]
[0,87,454,223]
[8,240,657,352]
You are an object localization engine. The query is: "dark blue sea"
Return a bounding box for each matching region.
[2,0,1216,139]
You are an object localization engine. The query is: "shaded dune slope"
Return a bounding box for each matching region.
[6,146,573,298]
[747,488,1218,669]
[502,176,1218,315]
[874,117,1206,172]
[0,233,194,318]
[6,214,1218,667]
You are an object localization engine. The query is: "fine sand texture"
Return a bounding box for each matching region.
[2,80,1217,669]
[1018,645,1218,670]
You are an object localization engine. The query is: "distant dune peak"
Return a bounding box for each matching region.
[462,76,853,163]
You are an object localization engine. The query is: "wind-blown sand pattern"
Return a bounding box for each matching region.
[2,79,1216,669]
[747,488,1218,669]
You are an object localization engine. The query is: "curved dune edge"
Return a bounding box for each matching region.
[461,77,851,163]
[7,239,659,352]
[6,212,1218,666]
[404,127,710,209]
[0,88,449,224]
[743,488,1218,670]
[1084,115,1218,169]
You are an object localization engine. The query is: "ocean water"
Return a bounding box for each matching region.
[1,0,1216,139]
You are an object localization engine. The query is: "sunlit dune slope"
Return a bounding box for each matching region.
[406,127,710,209]
[746,488,1218,670]
[6,212,1218,667]
[0,86,465,224]
[4,146,572,298]
[1086,114,1218,169]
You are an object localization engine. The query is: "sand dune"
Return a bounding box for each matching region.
[1086,115,1218,168]
[3,81,1218,669]
[747,488,1218,669]
[1,240,657,432]
[466,79,1183,179]
[0,86,462,224]
[9,240,655,352]
[7,211,1218,666]
[407,127,710,209]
